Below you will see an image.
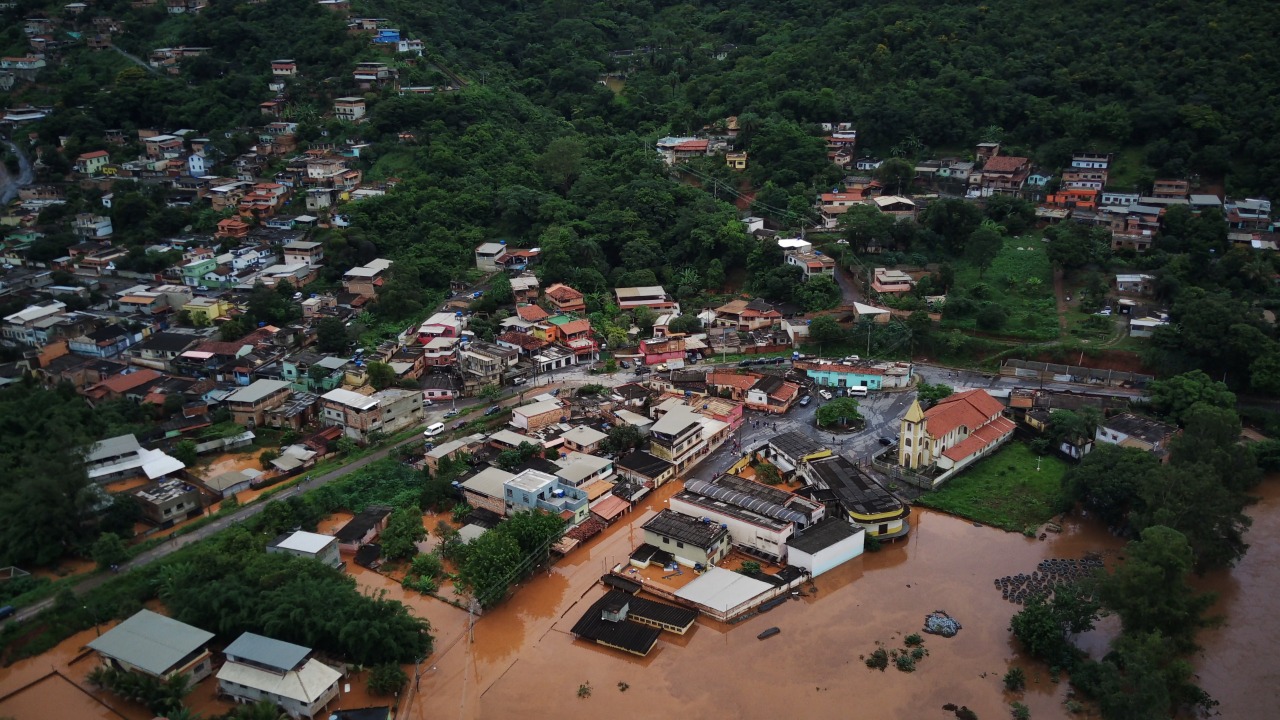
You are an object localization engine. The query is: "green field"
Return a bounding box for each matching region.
[916,442,1069,532]
[941,236,1060,341]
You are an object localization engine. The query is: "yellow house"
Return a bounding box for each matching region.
[808,455,910,539]
[183,297,233,324]
[726,151,748,170]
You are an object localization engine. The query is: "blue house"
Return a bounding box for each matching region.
[502,469,589,525]
[372,28,401,44]
[795,360,912,391]
[68,324,143,359]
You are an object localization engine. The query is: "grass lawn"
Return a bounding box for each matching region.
[942,235,1060,341]
[916,442,1069,532]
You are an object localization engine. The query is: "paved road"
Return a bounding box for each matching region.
[0,140,34,205]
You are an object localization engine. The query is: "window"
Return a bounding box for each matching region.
[506,489,512,497]
[676,541,684,548]
[662,537,669,544]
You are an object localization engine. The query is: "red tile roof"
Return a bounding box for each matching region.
[942,416,1016,462]
[982,156,1029,174]
[559,319,592,335]
[924,389,1005,438]
[96,368,163,394]
[707,372,758,391]
[516,304,549,322]
[78,150,109,159]
[546,283,583,302]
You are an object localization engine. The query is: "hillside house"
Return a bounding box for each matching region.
[320,387,424,443]
[871,267,915,294]
[615,286,678,313]
[474,242,508,271]
[785,250,836,280]
[978,155,1030,194]
[713,298,781,331]
[545,283,586,313]
[333,97,366,121]
[1094,412,1178,460]
[75,150,110,174]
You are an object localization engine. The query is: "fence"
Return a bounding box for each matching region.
[870,456,936,492]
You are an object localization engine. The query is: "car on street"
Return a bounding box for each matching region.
[620,360,631,369]
[655,363,669,372]
[635,366,651,375]
[513,376,527,385]
[443,410,458,419]
[484,405,500,416]
[452,421,467,430]
[769,357,786,364]
[878,437,894,447]
[799,396,811,407]
[738,359,752,367]
[819,389,833,400]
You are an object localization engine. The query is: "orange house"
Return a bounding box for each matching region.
[1045,187,1099,210]
[215,217,251,239]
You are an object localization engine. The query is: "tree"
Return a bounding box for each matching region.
[479,384,502,401]
[258,449,280,470]
[458,528,523,607]
[368,663,408,696]
[1073,631,1215,720]
[90,532,128,570]
[336,436,358,455]
[965,225,1004,277]
[920,199,983,255]
[315,317,350,354]
[838,204,895,253]
[1063,444,1158,528]
[367,361,396,390]
[1044,223,1110,272]
[172,439,199,468]
[1145,370,1236,425]
[807,314,845,346]
[976,303,1007,331]
[381,505,427,561]
[227,701,289,720]
[603,424,643,454]
[875,158,915,195]
[816,397,862,427]
[796,275,842,311]
[489,273,514,305]
[1010,594,1071,664]
[755,462,783,485]
[668,314,702,335]
[1097,526,1216,653]
[916,382,953,405]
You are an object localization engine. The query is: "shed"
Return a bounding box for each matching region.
[785,518,865,577]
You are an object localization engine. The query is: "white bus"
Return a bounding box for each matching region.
[424,422,445,438]
[847,386,868,398]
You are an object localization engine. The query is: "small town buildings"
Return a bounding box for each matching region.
[806,455,909,539]
[460,466,516,516]
[872,195,917,219]
[615,286,678,313]
[561,425,608,455]
[979,155,1030,194]
[713,298,781,331]
[869,267,915,295]
[615,450,676,488]
[342,258,393,300]
[544,283,585,313]
[648,405,719,473]
[320,387,424,443]
[333,97,366,121]
[510,398,566,432]
[425,435,478,473]
[672,476,818,562]
[897,390,1016,480]
[502,468,589,524]
[786,250,836,280]
[784,517,865,578]
[217,633,341,719]
[266,530,342,569]
[641,508,731,568]
[75,150,110,174]
[1115,273,1155,295]
[655,136,710,165]
[283,240,324,267]
[225,379,293,428]
[852,301,892,324]
[1094,412,1179,459]
[87,609,214,686]
[570,590,698,656]
[133,477,203,527]
[793,359,912,391]
[1129,315,1170,338]
[333,506,392,552]
[726,151,748,170]
[745,375,801,414]
[474,242,507,271]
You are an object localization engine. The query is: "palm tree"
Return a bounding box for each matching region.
[231,701,288,720]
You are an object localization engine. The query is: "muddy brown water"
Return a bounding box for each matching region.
[4,479,1278,719]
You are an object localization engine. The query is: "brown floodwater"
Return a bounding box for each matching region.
[7,477,1278,720]
[1192,475,1280,716]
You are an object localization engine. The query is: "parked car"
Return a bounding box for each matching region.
[878,437,894,447]
[655,363,669,372]
[422,397,434,406]
[619,360,631,369]
[484,405,500,416]
[738,359,752,367]
[513,376,527,385]
[799,396,812,407]
[769,357,786,365]
[635,366,651,375]
[452,421,467,430]
[443,410,459,419]
[0,605,14,621]
[819,389,833,400]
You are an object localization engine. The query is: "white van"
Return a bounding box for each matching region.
[848,386,868,397]
[424,422,445,438]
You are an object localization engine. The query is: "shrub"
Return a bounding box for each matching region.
[904,633,924,647]
[894,654,916,672]
[1004,666,1026,691]
[1011,701,1030,720]
[865,648,889,671]
[368,663,407,696]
